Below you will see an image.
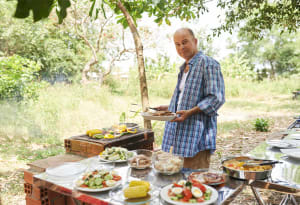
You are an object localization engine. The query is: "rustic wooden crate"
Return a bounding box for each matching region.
[64,130,154,157]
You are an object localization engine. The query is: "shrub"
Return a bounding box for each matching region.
[0,55,42,101]
[254,118,269,132]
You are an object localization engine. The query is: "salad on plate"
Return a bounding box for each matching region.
[99,147,135,162]
[75,169,122,192]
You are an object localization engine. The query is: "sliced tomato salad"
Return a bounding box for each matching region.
[168,180,212,203]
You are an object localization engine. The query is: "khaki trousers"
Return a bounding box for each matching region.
[183,150,211,169]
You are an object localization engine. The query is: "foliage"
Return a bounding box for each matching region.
[145,55,176,80]
[254,118,269,132]
[227,28,300,79]
[0,0,87,82]
[14,0,299,39]
[0,55,43,101]
[216,0,300,39]
[221,53,257,80]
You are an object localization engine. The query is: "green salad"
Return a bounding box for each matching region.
[99,147,134,161]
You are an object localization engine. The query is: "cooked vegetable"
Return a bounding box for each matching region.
[129,180,150,191]
[123,185,148,199]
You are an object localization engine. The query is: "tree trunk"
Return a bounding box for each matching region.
[81,59,98,84]
[269,61,276,80]
[117,1,152,129]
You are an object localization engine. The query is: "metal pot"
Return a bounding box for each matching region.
[222,156,275,180]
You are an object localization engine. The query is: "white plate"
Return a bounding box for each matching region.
[160,184,218,205]
[141,112,176,121]
[99,151,135,163]
[46,162,87,177]
[266,140,294,149]
[75,180,122,192]
[109,184,159,205]
[290,133,300,140]
[280,148,300,159]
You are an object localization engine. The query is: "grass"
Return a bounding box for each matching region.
[0,75,299,204]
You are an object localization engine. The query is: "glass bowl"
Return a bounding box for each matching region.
[153,150,183,175]
[129,149,153,169]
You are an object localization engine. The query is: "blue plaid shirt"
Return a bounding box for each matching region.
[162,51,225,157]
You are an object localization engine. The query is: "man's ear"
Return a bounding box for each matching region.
[194,38,198,45]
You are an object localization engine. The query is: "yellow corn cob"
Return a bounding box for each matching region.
[123,185,148,199]
[129,180,150,191]
[86,129,102,137]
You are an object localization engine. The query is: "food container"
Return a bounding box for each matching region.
[222,156,275,180]
[153,151,183,175]
[129,149,153,169]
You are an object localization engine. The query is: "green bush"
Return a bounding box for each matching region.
[254,118,269,132]
[0,55,43,101]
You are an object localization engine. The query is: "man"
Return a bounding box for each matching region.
[157,28,225,169]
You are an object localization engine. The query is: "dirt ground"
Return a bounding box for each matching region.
[210,115,300,205]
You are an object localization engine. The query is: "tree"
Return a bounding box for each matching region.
[12,0,300,128]
[233,28,300,79]
[216,0,300,39]
[67,0,134,84]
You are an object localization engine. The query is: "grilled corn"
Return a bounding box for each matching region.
[123,185,148,199]
[129,180,150,191]
[86,129,102,137]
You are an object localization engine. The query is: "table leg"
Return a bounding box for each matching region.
[250,186,265,205]
[280,194,298,205]
[221,184,246,205]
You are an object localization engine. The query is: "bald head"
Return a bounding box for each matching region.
[174,28,195,39]
[173,28,198,62]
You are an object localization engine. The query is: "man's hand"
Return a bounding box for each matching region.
[172,110,192,122]
[172,106,201,122]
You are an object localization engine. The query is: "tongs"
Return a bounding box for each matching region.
[242,160,282,168]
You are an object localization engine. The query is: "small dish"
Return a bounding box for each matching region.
[109,183,159,205]
[160,183,218,205]
[46,162,87,178]
[266,140,295,149]
[141,112,176,121]
[280,148,300,160]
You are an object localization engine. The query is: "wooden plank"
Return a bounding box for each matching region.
[249,180,300,196]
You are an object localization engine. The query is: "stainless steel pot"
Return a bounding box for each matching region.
[222,156,275,180]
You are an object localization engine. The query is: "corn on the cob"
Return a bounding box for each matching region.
[86,129,102,137]
[123,185,147,199]
[129,180,150,191]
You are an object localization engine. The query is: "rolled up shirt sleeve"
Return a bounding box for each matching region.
[197,63,225,116]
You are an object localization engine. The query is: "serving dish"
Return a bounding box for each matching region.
[74,169,122,192]
[280,148,300,160]
[99,147,135,162]
[153,151,183,175]
[129,149,153,169]
[46,162,87,178]
[266,140,295,149]
[160,183,218,205]
[188,171,226,186]
[141,112,176,121]
[222,156,275,180]
[109,182,159,205]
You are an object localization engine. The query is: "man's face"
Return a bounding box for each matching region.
[173,30,198,62]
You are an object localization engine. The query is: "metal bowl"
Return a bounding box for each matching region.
[222,156,274,180]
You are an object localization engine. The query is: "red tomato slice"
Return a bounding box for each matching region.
[197,197,205,202]
[173,183,183,187]
[183,188,193,199]
[113,175,121,181]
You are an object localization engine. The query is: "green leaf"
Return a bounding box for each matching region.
[15,0,55,22]
[89,0,96,17]
[165,18,171,25]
